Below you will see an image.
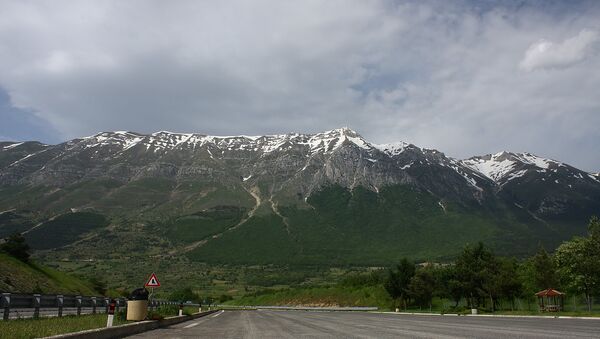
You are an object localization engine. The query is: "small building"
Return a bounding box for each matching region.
[535,288,564,312]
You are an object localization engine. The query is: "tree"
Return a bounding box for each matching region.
[409,268,436,310]
[0,233,30,262]
[517,245,559,310]
[516,260,537,310]
[496,257,522,311]
[589,215,600,243]
[531,245,559,290]
[435,265,464,308]
[554,216,600,312]
[384,258,415,309]
[455,242,498,309]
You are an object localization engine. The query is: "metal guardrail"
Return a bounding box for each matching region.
[0,293,186,320]
[0,293,374,320]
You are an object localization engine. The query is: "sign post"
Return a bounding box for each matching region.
[145,273,161,304]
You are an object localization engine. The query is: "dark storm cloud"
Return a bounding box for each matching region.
[0,0,599,171]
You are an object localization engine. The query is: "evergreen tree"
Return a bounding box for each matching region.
[384,258,415,309]
[531,245,558,290]
[455,242,497,309]
[409,268,436,310]
[435,265,464,308]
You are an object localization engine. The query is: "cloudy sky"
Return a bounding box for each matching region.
[1,0,599,171]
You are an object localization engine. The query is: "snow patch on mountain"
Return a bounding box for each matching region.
[372,142,410,156]
[2,142,24,150]
[462,153,517,182]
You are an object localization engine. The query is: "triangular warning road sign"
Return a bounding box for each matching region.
[145,273,161,287]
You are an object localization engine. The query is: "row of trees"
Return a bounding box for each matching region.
[168,287,233,305]
[384,216,600,312]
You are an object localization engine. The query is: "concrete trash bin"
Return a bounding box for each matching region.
[127,288,149,321]
[127,300,148,320]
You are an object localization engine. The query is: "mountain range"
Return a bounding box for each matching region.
[1,128,599,265]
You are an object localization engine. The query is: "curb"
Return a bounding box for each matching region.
[43,310,219,339]
[375,311,600,320]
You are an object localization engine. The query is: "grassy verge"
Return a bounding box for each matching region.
[489,310,600,317]
[0,314,128,339]
[147,305,200,320]
[227,285,392,310]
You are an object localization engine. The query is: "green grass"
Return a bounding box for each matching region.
[0,253,99,295]
[0,313,127,339]
[491,310,600,317]
[148,305,200,319]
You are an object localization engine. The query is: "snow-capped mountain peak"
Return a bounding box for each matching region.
[460,151,583,185]
[461,151,598,187]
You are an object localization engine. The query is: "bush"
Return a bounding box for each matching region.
[0,233,30,262]
[147,311,164,320]
[169,287,200,303]
[219,294,233,303]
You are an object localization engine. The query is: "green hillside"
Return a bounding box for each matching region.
[186,185,580,265]
[0,253,99,295]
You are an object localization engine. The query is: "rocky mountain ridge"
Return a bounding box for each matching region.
[1,128,597,202]
[1,128,599,263]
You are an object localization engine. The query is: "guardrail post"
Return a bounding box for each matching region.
[76,296,82,316]
[57,295,64,317]
[107,299,116,327]
[91,296,97,314]
[1,293,10,320]
[115,298,120,313]
[105,297,110,313]
[33,294,41,319]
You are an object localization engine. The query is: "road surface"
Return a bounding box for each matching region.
[127,310,600,338]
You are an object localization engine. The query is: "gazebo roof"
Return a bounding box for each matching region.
[535,288,564,297]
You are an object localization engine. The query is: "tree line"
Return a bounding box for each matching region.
[384,216,600,312]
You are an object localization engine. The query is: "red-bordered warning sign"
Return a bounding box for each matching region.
[145,273,161,287]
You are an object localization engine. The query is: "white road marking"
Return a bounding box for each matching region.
[212,310,224,318]
[183,322,199,328]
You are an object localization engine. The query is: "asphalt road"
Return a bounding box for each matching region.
[127,310,600,338]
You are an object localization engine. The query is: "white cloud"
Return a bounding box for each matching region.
[519,29,599,71]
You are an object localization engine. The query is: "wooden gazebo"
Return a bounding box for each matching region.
[535,288,564,312]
